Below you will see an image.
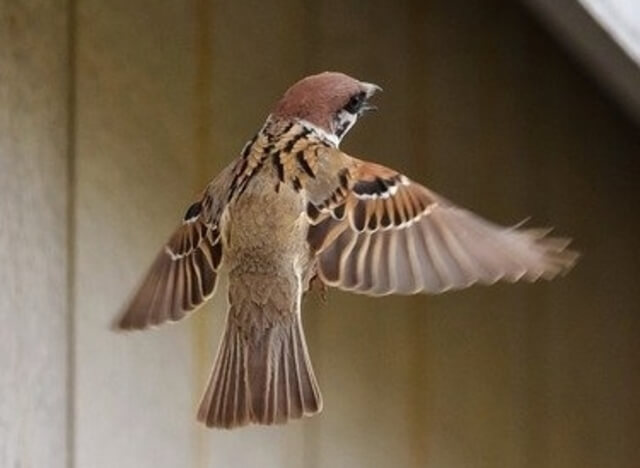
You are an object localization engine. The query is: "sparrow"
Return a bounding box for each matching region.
[115,71,579,429]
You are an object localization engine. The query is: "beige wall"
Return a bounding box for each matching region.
[2,0,639,467]
[73,1,203,466]
[0,1,71,467]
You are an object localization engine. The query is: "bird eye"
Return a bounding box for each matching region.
[344,92,366,114]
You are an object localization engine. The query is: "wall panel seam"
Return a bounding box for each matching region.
[66,0,78,466]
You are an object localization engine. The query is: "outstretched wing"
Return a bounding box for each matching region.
[115,196,224,330]
[307,156,579,296]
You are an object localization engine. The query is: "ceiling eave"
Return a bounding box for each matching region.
[523,0,640,126]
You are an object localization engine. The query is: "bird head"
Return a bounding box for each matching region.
[271,71,382,146]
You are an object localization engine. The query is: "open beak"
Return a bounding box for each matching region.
[360,102,378,113]
[360,82,382,114]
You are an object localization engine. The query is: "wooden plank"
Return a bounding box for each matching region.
[0,1,70,466]
[74,1,203,466]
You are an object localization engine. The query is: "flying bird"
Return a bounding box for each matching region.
[115,72,578,429]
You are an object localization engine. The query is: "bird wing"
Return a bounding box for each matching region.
[306,153,579,296]
[115,192,225,330]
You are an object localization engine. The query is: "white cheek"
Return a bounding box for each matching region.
[297,112,358,148]
[333,110,358,142]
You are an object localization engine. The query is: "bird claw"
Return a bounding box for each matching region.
[308,274,328,303]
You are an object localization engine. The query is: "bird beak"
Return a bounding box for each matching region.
[360,102,378,113]
[360,82,382,114]
[362,82,383,98]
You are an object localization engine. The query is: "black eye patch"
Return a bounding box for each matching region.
[344,92,366,114]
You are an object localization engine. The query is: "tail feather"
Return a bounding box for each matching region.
[197,313,322,429]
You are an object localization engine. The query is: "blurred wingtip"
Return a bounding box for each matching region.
[110,308,139,333]
[535,232,581,280]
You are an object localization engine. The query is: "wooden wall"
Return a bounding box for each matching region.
[0,1,71,467]
[2,0,639,467]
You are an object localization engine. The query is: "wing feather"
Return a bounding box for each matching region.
[115,197,224,330]
[307,155,578,296]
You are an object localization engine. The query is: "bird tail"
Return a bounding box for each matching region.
[197,305,322,429]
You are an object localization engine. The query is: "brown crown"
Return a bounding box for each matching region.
[272,72,367,132]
